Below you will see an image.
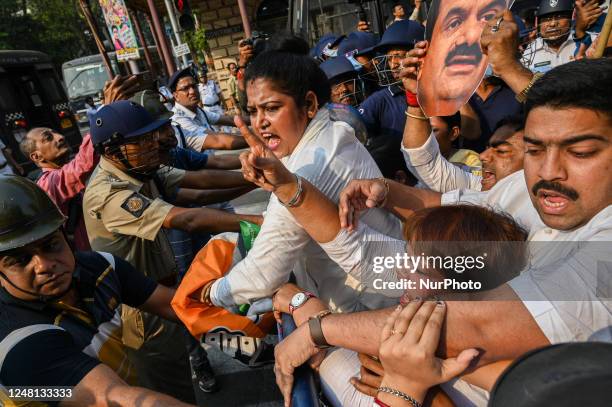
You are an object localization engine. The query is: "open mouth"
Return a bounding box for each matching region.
[480,169,496,189]
[261,132,281,151]
[537,189,571,215]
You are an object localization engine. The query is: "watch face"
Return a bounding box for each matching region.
[291,292,307,307]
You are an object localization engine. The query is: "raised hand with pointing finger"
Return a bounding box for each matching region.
[234,115,300,203]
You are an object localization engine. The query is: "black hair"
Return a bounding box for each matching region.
[495,113,525,133]
[439,112,462,130]
[245,51,331,107]
[525,59,612,123]
[263,33,310,55]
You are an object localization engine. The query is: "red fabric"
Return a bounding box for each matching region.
[37,134,98,251]
[374,398,391,407]
[405,91,419,108]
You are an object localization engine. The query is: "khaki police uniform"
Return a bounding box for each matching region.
[83,157,194,402]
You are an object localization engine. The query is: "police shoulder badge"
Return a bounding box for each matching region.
[120,192,151,218]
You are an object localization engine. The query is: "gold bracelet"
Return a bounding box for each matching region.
[515,72,544,103]
[199,281,215,305]
[377,177,390,208]
[405,110,429,121]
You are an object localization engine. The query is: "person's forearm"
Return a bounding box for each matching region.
[182,168,250,189]
[167,206,262,233]
[174,186,255,206]
[402,106,431,149]
[320,287,549,366]
[206,154,241,169]
[66,364,195,407]
[103,385,193,407]
[321,307,393,355]
[497,60,534,95]
[275,179,342,243]
[383,179,442,221]
[203,133,247,150]
[140,285,180,323]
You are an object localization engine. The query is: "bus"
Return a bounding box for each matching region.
[0,50,81,175]
[62,47,161,127]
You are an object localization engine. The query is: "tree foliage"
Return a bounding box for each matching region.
[0,0,98,68]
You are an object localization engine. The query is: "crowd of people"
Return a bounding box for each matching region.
[1,0,611,406]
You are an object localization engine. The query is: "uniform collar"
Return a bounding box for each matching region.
[0,286,46,310]
[173,102,198,119]
[99,156,145,189]
[387,84,405,97]
[0,274,80,311]
[539,33,576,54]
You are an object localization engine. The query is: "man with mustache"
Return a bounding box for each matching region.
[169,68,247,153]
[83,101,262,400]
[320,56,364,107]
[401,31,524,193]
[358,20,424,150]
[273,58,612,406]
[18,75,142,252]
[522,0,580,73]
[417,0,509,116]
[0,176,196,406]
[21,128,97,252]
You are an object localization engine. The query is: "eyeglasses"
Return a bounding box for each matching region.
[176,83,197,93]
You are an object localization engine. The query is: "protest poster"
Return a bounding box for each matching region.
[99,0,140,61]
[417,0,514,116]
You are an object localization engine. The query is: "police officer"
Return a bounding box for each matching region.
[0,175,194,406]
[320,56,365,107]
[169,67,247,152]
[522,0,581,73]
[336,31,380,96]
[358,20,424,148]
[83,101,262,400]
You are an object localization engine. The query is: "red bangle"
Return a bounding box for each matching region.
[405,91,419,108]
[374,398,391,407]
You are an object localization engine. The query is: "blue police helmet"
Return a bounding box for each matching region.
[90,100,170,147]
[337,31,379,58]
[310,34,346,60]
[320,56,357,82]
[537,0,574,17]
[375,20,425,52]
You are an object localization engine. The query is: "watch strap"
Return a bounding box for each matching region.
[308,310,332,349]
[288,291,316,314]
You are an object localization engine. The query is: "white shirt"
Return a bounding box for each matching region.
[210,108,403,313]
[442,170,612,344]
[401,134,482,193]
[198,79,221,107]
[171,102,222,151]
[324,170,612,406]
[522,35,579,73]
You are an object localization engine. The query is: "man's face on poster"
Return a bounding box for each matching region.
[418,0,508,116]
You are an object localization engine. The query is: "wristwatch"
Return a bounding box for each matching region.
[515,72,544,103]
[289,291,316,314]
[308,310,332,349]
